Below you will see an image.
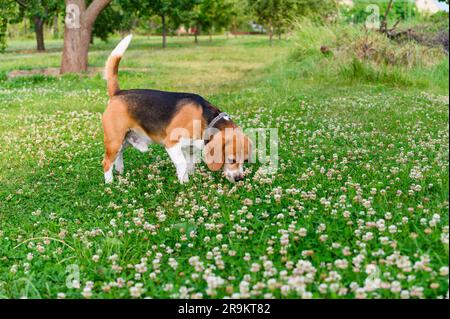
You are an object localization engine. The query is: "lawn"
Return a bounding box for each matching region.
[0,35,448,299]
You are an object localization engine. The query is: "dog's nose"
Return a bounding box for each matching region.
[234,175,244,182]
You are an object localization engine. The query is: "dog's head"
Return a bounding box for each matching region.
[204,128,252,182]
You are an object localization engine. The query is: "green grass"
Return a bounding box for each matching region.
[0,34,448,299]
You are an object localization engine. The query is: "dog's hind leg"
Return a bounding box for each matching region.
[103,141,122,184]
[114,142,129,175]
[102,102,130,184]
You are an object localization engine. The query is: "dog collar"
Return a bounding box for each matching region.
[204,112,231,143]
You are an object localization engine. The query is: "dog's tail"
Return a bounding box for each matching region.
[105,34,133,98]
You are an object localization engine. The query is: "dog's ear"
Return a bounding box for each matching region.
[204,132,224,171]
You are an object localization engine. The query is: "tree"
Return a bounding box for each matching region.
[5,1,62,52]
[0,1,18,53]
[273,0,298,39]
[195,0,234,42]
[60,0,111,74]
[295,0,337,17]
[248,0,338,45]
[228,0,253,35]
[247,0,287,45]
[144,0,199,48]
[92,0,138,43]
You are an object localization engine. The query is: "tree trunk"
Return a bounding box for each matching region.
[33,16,45,51]
[195,25,199,44]
[53,15,59,38]
[209,30,212,42]
[60,0,112,74]
[380,0,394,34]
[23,18,27,35]
[61,23,92,73]
[268,20,273,46]
[161,15,167,49]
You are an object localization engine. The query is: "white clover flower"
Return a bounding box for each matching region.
[440,266,449,276]
[168,258,178,270]
[250,263,261,273]
[335,259,349,269]
[388,225,397,234]
[129,284,144,298]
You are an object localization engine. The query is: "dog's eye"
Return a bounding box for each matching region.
[228,158,237,164]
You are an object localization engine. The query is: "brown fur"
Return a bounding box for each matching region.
[204,126,251,172]
[101,98,131,173]
[164,103,205,148]
[102,99,209,173]
[105,56,122,98]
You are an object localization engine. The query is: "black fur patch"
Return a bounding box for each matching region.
[116,89,222,136]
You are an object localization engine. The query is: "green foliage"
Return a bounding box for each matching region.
[294,0,338,18]
[247,0,338,40]
[291,21,448,92]
[92,0,138,42]
[142,0,199,24]
[0,17,8,53]
[0,0,63,51]
[0,1,19,52]
[426,10,450,32]
[342,0,417,24]
[192,0,235,34]
[15,0,63,25]
[138,0,200,46]
[227,0,254,32]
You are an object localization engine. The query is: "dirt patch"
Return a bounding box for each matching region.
[7,67,152,79]
[8,68,62,78]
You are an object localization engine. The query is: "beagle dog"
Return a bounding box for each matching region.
[102,35,252,184]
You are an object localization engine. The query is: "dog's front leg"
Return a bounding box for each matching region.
[166,143,189,184]
[183,146,197,175]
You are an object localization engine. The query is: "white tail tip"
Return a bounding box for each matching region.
[111,34,133,57]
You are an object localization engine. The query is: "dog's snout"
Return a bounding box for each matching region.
[234,175,244,182]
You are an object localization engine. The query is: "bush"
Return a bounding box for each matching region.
[290,20,448,90]
[341,0,417,24]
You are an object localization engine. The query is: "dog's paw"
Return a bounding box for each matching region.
[177,172,189,184]
[104,171,114,184]
[187,163,195,175]
[115,166,124,175]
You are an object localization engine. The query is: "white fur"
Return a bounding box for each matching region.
[183,147,196,175]
[166,143,189,184]
[105,166,114,184]
[179,138,204,175]
[104,34,133,80]
[224,165,244,183]
[114,144,127,175]
[111,34,133,57]
[126,129,153,153]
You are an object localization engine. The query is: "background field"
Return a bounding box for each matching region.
[0,33,448,299]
